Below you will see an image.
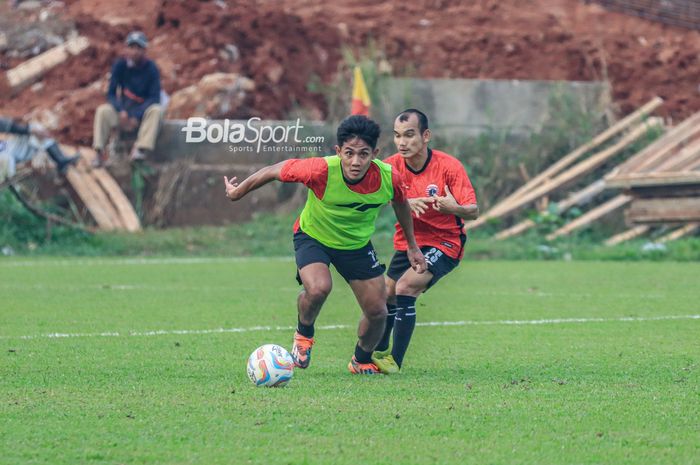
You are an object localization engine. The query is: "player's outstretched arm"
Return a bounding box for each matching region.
[224,161,286,201]
[433,185,479,220]
[392,199,427,274]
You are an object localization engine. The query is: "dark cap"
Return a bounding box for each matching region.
[125,31,148,48]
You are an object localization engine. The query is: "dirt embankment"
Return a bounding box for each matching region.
[2,0,699,145]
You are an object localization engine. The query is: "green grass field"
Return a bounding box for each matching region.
[1,258,698,465]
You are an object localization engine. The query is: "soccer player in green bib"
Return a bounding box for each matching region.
[224,115,426,374]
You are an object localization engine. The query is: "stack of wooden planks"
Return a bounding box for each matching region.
[0,137,141,232]
[62,146,141,232]
[468,95,700,244]
[604,108,700,242]
[466,97,664,239]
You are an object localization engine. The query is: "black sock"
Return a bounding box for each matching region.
[391,295,417,368]
[297,317,314,338]
[375,303,397,352]
[354,342,373,364]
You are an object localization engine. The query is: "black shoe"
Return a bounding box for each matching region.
[45,142,80,173]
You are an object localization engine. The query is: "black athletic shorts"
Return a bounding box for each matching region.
[387,246,460,291]
[294,230,386,284]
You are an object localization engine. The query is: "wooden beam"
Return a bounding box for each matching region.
[604,225,651,246]
[657,223,700,243]
[64,162,121,231]
[68,146,141,232]
[494,179,606,240]
[5,36,90,90]
[546,194,632,241]
[469,119,659,228]
[612,109,700,176]
[467,97,663,230]
[652,137,700,172]
[626,197,700,224]
[494,218,536,240]
[607,172,700,188]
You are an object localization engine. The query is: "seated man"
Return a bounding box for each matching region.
[92,31,162,166]
[0,116,78,180]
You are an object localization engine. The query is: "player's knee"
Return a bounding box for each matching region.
[305,282,331,304]
[144,104,163,118]
[96,103,113,118]
[364,303,387,321]
[395,279,423,297]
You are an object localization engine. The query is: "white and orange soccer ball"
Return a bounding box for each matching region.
[246,344,294,387]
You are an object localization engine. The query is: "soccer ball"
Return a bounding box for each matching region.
[247,344,294,387]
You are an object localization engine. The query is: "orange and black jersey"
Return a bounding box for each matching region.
[384,149,477,260]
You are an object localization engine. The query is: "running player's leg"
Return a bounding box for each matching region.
[375,275,397,353]
[348,275,387,374]
[292,232,332,369]
[375,252,408,353]
[297,263,333,331]
[331,240,387,374]
[391,246,459,369]
[392,267,433,369]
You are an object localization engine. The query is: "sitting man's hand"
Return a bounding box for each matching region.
[118,110,129,127]
[126,117,139,131]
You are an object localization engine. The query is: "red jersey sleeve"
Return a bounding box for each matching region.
[279,158,328,199]
[390,167,407,203]
[447,162,477,205]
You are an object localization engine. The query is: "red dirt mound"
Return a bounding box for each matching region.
[2,0,699,145]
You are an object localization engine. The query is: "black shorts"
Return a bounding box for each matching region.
[387,246,460,290]
[294,231,386,284]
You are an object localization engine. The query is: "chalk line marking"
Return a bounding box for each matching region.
[2,315,698,341]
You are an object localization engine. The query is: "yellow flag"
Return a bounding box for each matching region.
[351,66,371,116]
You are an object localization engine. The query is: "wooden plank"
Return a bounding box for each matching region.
[468,97,663,230]
[494,218,535,240]
[657,223,700,243]
[64,164,119,231]
[652,137,700,172]
[546,194,632,240]
[70,146,141,232]
[468,119,659,229]
[607,171,700,188]
[612,110,700,175]
[604,225,651,246]
[684,157,700,171]
[494,179,606,240]
[626,197,700,224]
[6,36,90,90]
[634,125,700,173]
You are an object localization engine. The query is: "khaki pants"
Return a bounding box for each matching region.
[93,103,162,152]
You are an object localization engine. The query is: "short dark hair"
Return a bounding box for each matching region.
[396,108,429,134]
[336,115,381,149]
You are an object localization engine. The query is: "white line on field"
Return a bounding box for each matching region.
[0,257,295,267]
[2,315,698,341]
[0,283,302,292]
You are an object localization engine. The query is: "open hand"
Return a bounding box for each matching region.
[224,175,242,201]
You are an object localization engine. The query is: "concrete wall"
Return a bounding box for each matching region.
[374,78,611,139]
[139,79,611,227]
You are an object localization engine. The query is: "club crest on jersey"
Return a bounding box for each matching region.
[426,184,439,197]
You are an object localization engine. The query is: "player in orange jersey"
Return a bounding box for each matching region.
[373,109,479,373]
